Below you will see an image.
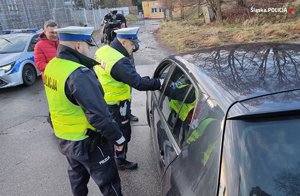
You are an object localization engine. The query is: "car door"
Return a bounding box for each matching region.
[165,94,224,196]
[154,61,225,195]
[27,34,41,75]
[153,61,196,171]
[150,60,174,171]
[27,34,39,52]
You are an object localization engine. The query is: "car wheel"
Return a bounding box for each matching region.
[22,64,36,86]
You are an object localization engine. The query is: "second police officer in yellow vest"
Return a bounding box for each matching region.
[44,26,125,196]
[94,27,161,170]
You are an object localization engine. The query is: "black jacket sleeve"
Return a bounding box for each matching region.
[110,57,161,91]
[66,67,125,145]
[165,85,196,103]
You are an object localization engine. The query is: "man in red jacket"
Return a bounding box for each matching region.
[34,20,59,79]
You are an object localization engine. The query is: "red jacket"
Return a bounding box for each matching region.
[34,32,59,78]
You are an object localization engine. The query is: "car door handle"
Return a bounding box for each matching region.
[160,150,165,166]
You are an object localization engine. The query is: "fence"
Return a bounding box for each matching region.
[0,1,110,32]
[53,8,110,30]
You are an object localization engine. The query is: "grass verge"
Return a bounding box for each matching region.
[158,18,300,52]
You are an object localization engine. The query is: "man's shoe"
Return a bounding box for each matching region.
[130,114,139,122]
[117,160,138,170]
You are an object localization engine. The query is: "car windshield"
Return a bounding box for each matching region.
[223,115,300,196]
[0,35,29,53]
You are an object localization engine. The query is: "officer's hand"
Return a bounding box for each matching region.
[115,145,124,152]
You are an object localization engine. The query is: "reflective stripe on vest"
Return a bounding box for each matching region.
[169,85,195,121]
[94,45,131,105]
[44,58,95,141]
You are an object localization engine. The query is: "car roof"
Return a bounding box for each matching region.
[1,33,36,38]
[170,43,300,117]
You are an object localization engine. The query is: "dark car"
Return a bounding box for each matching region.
[146,43,300,196]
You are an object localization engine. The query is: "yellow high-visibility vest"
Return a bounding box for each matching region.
[169,84,195,121]
[44,58,95,141]
[94,45,131,105]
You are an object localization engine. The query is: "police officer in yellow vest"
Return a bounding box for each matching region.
[94,27,161,170]
[43,26,125,196]
[165,82,196,146]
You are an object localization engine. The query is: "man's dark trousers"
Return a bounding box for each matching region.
[108,100,131,163]
[66,140,122,196]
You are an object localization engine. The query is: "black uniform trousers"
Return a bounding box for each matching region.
[65,140,122,196]
[108,100,131,163]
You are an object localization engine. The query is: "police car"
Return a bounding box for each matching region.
[0,28,41,88]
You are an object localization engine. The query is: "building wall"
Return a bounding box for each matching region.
[142,1,164,19]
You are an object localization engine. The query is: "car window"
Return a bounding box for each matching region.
[165,85,224,195]
[0,35,29,53]
[153,62,172,99]
[173,96,224,195]
[160,66,196,147]
[221,116,300,196]
[170,87,196,147]
[27,34,39,52]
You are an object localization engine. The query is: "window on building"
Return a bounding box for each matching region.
[8,2,18,12]
[151,8,157,13]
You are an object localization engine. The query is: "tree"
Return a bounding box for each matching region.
[159,0,177,20]
[206,0,222,24]
[215,0,222,24]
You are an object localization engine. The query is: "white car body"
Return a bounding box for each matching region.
[0,31,41,88]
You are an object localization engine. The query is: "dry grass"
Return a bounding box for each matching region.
[158,19,300,52]
[292,22,300,30]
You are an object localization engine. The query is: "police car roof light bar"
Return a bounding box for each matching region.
[2,28,39,34]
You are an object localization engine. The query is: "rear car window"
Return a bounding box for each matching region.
[222,115,300,196]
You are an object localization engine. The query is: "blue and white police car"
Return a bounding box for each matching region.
[0,29,41,88]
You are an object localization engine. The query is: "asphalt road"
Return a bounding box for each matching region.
[0,19,172,196]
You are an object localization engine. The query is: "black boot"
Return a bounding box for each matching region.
[130,114,139,122]
[117,160,138,170]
